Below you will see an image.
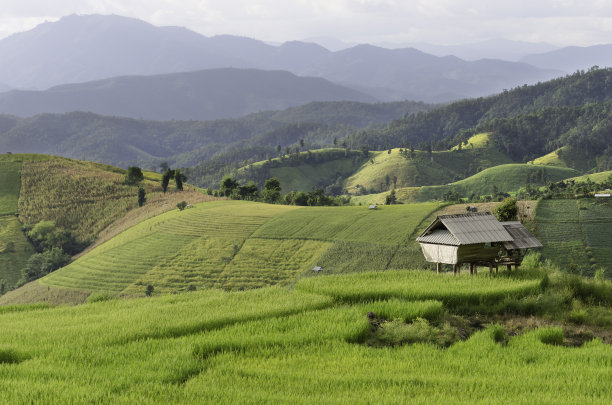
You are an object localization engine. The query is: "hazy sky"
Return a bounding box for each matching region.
[1,0,611,46]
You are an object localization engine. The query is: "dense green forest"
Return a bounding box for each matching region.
[348,67,612,151]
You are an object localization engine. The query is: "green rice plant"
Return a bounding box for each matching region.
[295,270,542,306]
[183,329,612,404]
[192,306,370,359]
[357,299,443,322]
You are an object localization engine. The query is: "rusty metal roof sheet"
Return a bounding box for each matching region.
[417,212,513,245]
[501,222,543,249]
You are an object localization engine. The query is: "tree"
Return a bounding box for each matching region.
[494,198,518,222]
[220,176,239,197]
[161,168,173,193]
[299,139,305,149]
[159,162,169,173]
[174,169,187,191]
[293,191,308,206]
[263,177,282,203]
[125,166,144,185]
[19,247,70,284]
[145,285,154,296]
[138,187,146,207]
[176,201,188,211]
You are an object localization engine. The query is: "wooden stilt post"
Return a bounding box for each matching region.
[495,264,498,274]
[506,264,512,272]
[489,262,493,274]
[469,263,474,275]
[453,264,459,275]
[436,262,441,274]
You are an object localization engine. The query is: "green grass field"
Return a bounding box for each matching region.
[535,199,612,274]
[1,269,611,403]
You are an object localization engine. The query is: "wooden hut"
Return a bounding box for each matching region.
[416,212,539,274]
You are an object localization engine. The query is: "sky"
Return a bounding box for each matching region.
[1,0,611,47]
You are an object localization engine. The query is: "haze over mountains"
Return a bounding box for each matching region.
[0,13,574,109]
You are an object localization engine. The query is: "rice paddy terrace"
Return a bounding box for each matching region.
[535,198,612,276]
[2,200,442,303]
[1,268,611,403]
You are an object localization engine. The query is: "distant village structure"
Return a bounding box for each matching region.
[416,212,542,274]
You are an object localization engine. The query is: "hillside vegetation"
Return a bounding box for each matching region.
[0,158,34,287]
[2,200,440,303]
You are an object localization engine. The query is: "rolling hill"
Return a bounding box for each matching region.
[0,153,216,291]
[0,68,375,121]
[521,44,612,73]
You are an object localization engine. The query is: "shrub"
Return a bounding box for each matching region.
[538,328,564,345]
[176,201,188,211]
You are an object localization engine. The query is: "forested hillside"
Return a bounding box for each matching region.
[0,100,430,169]
[349,67,612,150]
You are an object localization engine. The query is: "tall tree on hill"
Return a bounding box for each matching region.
[161,168,174,193]
[138,187,146,206]
[174,169,187,191]
[263,178,282,203]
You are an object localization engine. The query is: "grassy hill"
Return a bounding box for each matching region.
[415,164,580,202]
[1,200,441,304]
[0,153,215,292]
[345,141,512,194]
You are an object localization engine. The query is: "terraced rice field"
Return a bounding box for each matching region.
[34,200,441,299]
[535,198,612,275]
[42,201,296,294]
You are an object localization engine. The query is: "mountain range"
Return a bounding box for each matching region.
[0,14,567,104]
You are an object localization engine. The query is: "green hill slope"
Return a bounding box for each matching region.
[346,141,512,194]
[0,153,214,292]
[416,164,580,202]
[2,200,441,303]
[0,158,34,286]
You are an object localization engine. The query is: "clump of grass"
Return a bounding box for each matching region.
[490,324,509,345]
[370,317,460,347]
[86,292,115,304]
[537,327,564,345]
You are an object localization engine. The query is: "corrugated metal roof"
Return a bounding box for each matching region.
[417,212,513,245]
[502,222,543,249]
[416,229,460,246]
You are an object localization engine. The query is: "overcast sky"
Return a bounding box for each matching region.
[1,0,611,47]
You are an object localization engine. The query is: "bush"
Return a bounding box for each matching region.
[125,166,144,185]
[494,197,518,221]
[538,328,564,345]
[176,201,188,211]
[490,324,509,344]
[87,293,114,304]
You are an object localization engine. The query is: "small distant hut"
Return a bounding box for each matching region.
[416,212,541,274]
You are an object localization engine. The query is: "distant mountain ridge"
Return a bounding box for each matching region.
[0,14,563,102]
[0,68,375,120]
[520,44,612,73]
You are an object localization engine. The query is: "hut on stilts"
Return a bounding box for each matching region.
[416,212,542,274]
